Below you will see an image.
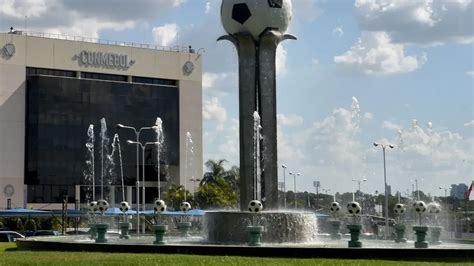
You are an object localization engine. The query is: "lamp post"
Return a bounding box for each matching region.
[289,172,300,209]
[439,186,452,235]
[281,164,287,209]
[351,178,367,201]
[117,124,157,234]
[127,140,159,234]
[374,142,395,239]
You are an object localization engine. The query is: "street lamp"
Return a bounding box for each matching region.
[117,124,157,234]
[281,164,287,209]
[127,140,159,234]
[374,142,394,239]
[289,172,300,209]
[351,178,367,201]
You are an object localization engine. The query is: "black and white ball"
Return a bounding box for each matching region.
[427,203,441,214]
[119,201,130,213]
[88,201,98,213]
[180,201,191,212]
[154,199,167,214]
[347,201,361,215]
[97,199,109,213]
[248,200,263,213]
[413,201,427,213]
[393,203,406,215]
[221,0,292,40]
[329,202,341,214]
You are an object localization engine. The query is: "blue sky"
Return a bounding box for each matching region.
[1,0,472,197]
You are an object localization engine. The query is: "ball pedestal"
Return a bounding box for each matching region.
[346,224,362,248]
[153,225,168,245]
[89,224,97,240]
[394,224,407,243]
[413,226,429,248]
[177,222,192,237]
[248,226,264,246]
[94,223,109,243]
[118,222,130,240]
[429,226,443,245]
[329,220,342,240]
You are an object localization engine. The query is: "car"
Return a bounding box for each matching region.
[33,230,59,236]
[0,231,25,242]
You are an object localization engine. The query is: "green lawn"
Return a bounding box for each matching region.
[0,243,472,266]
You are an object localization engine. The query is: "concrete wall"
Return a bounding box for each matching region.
[0,32,203,208]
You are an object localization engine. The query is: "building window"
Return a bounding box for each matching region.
[81,72,128,82]
[26,67,76,78]
[132,76,177,87]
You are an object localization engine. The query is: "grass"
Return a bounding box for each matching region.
[0,243,473,266]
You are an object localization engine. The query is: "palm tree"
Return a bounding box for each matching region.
[200,159,227,186]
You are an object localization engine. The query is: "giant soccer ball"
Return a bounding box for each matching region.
[180,201,191,212]
[154,199,167,214]
[347,201,361,215]
[329,202,341,214]
[393,203,406,215]
[221,0,293,40]
[97,199,109,213]
[88,201,98,213]
[248,200,263,213]
[119,201,130,213]
[427,203,441,214]
[413,201,427,213]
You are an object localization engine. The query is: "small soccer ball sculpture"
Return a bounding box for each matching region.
[88,201,98,213]
[427,203,441,215]
[119,201,130,213]
[393,203,406,215]
[154,199,167,214]
[221,0,292,40]
[180,201,191,212]
[329,202,341,214]
[96,199,109,213]
[413,201,427,213]
[248,200,263,213]
[347,201,361,215]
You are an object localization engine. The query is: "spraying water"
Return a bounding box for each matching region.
[99,118,112,200]
[184,132,194,202]
[351,96,361,128]
[84,125,95,201]
[111,134,125,202]
[253,111,262,201]
[154,118,164,199]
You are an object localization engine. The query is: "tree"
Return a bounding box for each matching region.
[195,178,238,209]
[163,184,194,210]
[200,159,228,186]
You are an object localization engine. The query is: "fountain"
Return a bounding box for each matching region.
[329,201,342,240]
[427,202,443,245]
[413,201,429,248]
[393,203,407,243]
[346,202,363,248]
[153,200,168,245]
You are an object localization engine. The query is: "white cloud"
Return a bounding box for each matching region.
[205,1,212,14]
[466,70,474,77]
[203,97,228,130]
[464,120,474,127]
[334,31,425,75]
[276,45,288,76]
[333,26,344,37]
[0,0,187,38]
[152,24,179,47]
[354,0,474,45]
[293,0,323,22]
[277,114,304,127]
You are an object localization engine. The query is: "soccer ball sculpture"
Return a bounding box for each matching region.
[119,201,129,213]
[97,199,109,213]
[347,201,361,215]
[393,203,406,215]
[88,201,98,213]
[427,203,441,214]
[154,199,167,214]
[221,0,292,40]
[248,200,263,213]
[180,201,191,212]
[329,202,341,214]
[413,201,427,213]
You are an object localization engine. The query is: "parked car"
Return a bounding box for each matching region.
[33,230,59,236]
[0,231,25,242]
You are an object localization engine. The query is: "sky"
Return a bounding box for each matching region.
[1,0,473,197]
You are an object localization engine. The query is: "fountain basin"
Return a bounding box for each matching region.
[206,211,317,244]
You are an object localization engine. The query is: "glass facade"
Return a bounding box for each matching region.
[25,74,179,203]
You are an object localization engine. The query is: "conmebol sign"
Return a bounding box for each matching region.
[78,50,135,69]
